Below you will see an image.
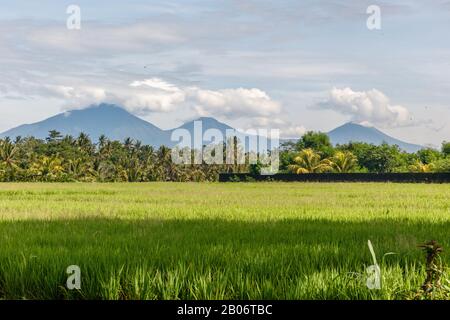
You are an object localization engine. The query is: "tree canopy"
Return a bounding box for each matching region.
[0,130,449,182]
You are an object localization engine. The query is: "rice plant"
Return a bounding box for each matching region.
[0,182,448,299]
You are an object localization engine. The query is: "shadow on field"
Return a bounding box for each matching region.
[0,218,448,299]
[0,217,448,262]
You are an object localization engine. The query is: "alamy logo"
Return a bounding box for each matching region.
[366,240,381,289]
[366,5,381,30]
[66,265,81,290]
[170,120,280,175]
[66,5,81,30]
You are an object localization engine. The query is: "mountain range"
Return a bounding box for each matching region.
[328,122,423,153]
[0,103,423,152]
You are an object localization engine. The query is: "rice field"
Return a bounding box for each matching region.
[0,182,449,300]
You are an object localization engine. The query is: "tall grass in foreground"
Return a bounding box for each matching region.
[0,182,448,299]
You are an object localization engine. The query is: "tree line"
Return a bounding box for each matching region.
[0,130,249,182]
[280,131,450,174]
[0,130,449,182]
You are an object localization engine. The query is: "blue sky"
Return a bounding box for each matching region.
[0,0,449,146]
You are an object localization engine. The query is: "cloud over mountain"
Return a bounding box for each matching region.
[193,87,281,118]
[317,87,416,128]
[127,78,187,113]
[17,76,283,121]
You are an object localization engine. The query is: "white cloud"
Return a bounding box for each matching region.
[11,79,185,113]
[125,80,282,118]
[9,77,283,120]
[248,117,306,138]
[281,125,307,138]
[193,88,281,119]
[317,87,416,128]
[130,78,181,92]
[0,72,309,138]
[125,78,186,113]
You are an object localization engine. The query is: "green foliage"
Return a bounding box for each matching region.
[228,175,241,182]
[338,142,405,173]
[408,160,434,173]
[288,148,332,174]
[431,158,450,172]
[442,141,450,157]
[0,131,255,182]
[279,149,297,172]
[248,161,262,175]
[1,130,449,179]
[295,131,334,157]
[330,151,358,173]
[244,175,256,182]
[282,131,450,174]
[417,148,442,164]
[0,138,19,181]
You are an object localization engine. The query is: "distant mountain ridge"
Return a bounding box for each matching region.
[327,122,423,153]
[174,116,235,147]
[1,104,172,147]
[0,103,424,152]
[0,104,246,148]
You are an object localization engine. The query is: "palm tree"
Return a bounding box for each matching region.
[0,138,19,180]
[76,132,93,155]
[330,151,358,173]
[29,156,64,181]
[156,145,180,181]
[288,148,332,174]
[14,136,22,144]
[123,137,133,152]
[99,140,113,159]
[134,140,142,150]
[62,135,76,146]
[98,134,107,149]
[123,156,143,182]
[67,158,94,180]
[224,136,247,173]
[46,130,63,142]
[409,160,434,173]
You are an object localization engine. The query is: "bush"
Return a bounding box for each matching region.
[431,158,450,172]
[249,161,262,175]
[229,175,241,182]
[244,175,256,182]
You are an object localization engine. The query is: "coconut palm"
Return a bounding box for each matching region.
[123,137,134,153]
[408,160,434,173]
[98,135,107,149]
[288,148,332,174]
[29,156,64,181]
[76,132,93,155]
[330,151,358,173]
[96,161,116,182]
[155,145,172,180]
[66,158,95,180]
[0,138,19,180]
[124,156,143,182]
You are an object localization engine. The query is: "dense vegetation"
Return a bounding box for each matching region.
[281,132,450,174]
[0,131,246,182]
[0,182,448,299]
[0,130,449,182]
